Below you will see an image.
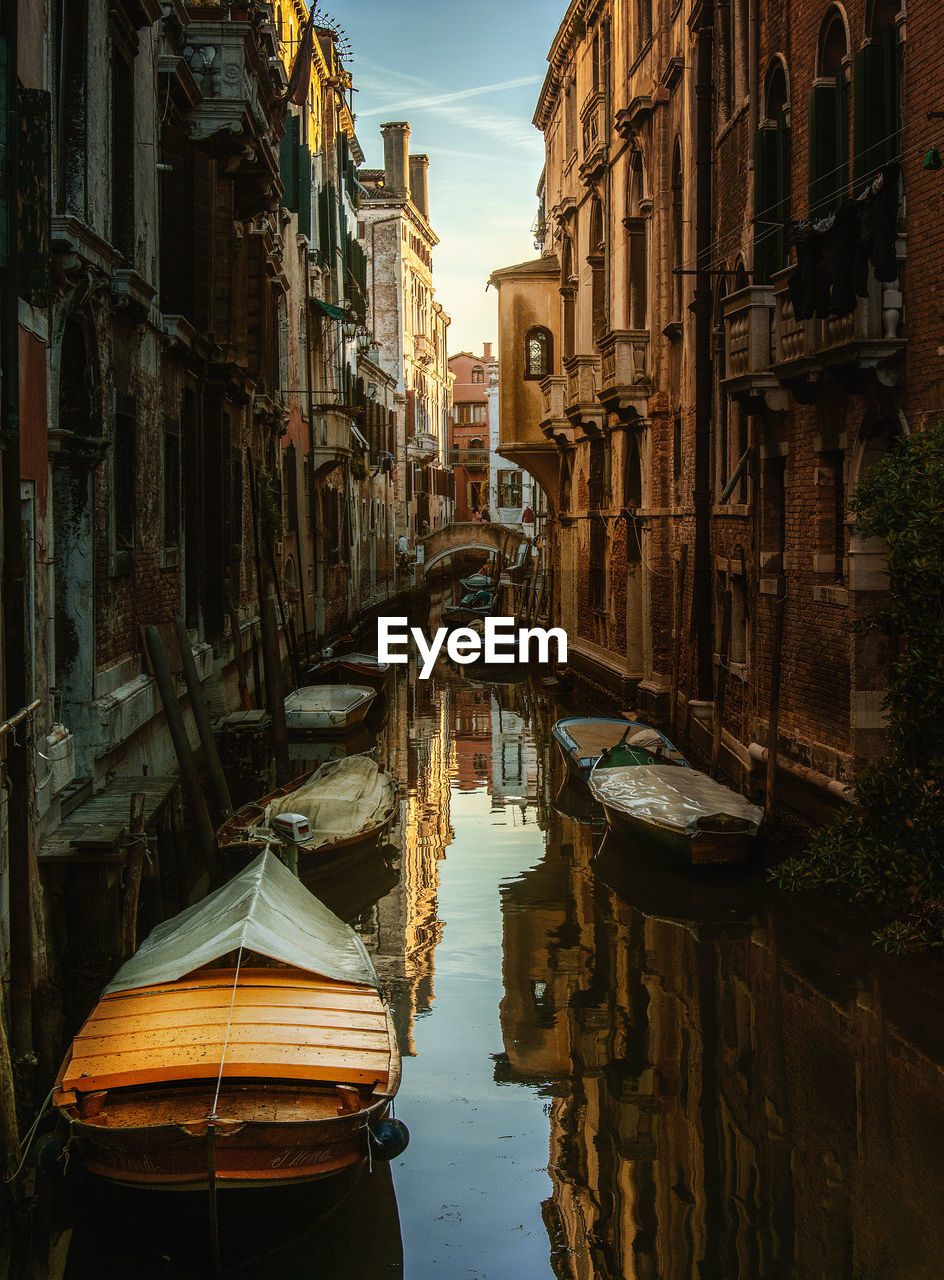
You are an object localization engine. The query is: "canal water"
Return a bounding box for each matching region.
[14,662,944,1277]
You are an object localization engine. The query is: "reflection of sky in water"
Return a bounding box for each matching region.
[391,776,556,1278]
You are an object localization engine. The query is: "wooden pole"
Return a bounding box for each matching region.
[206,1122,221,1275]
[0,1011,17,1181]
[250,627,263,707]
[144,626,220,881]
[711,591,732,773]
[670,544,688,736]
[261,588,291,786]
[119,793,147,962]
[225,594,251,711]
[175,615,233,820]
[766,594,786,819]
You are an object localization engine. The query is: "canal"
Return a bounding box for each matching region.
[12,661,944,1277]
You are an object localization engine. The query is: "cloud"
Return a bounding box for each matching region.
[355,75,542,119]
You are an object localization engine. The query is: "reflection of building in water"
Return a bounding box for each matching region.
[500,796,944,1278]
[372,671,452,1055]
[490,692,539,811]
[452,685,492,791]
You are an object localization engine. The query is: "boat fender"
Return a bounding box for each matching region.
[35,1131,67,1176]
[368,1118,410,1161]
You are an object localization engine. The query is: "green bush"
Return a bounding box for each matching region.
[770,421,944,949]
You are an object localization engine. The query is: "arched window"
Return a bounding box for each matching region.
[671,141,683,321]
[471,366,484,383]
[524,327,552,380]
[754,60,791,281]
[626,151,648,329]
[560,236,576,360]
[854,0,900,182]
[588,198,606,343]
[810,10,849,218]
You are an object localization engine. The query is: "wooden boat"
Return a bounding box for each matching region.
[552,716,687,785]
[218,756,398,859]
[52,850,405,1189]
[305,653,392,696]
[284,684,375,733]
[588,751,763,867]
[459,573,495,592]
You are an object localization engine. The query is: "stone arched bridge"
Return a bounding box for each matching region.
[416,521,530,580]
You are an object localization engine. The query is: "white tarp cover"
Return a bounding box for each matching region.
[104,848,380,994]
[285,684,374,713]
[264,756,395,850]
[589,764,763,835]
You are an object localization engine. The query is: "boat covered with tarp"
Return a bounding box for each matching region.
[552,717,686,784]
[304,652,392,695]
[52,850,405,1189]
[588,760,763,866]
[217,756,397,858]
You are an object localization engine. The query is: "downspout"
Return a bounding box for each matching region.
[1,0,36,1073]
[693,0,715,701]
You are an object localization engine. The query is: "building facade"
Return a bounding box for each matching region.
[492,0,935,814]
[448,347,492,520]
[360,125,454,541]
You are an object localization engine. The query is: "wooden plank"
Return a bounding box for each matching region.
[63,1044,391,1091]
[106,969,375,994]
[81,1002,387,1035]
[73,1023,392,1058]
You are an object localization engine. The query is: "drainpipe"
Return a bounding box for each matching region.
[693,0,715,701]
[1,0,36,1075]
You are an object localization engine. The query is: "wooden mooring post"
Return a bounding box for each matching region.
[766,594,786,819]
[711,591,732,773]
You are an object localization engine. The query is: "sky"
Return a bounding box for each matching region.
[335,0,565,356]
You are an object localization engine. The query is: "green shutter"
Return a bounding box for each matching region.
[18,87,52,300]
[297,143,311,238]
[853,30,900,184]
[754,126,781,283]
[318,183,330,260]
[279,113,300,211]
[808,80,846,219]
[0,37,7,269]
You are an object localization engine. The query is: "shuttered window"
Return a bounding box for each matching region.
[853,27,900,184]
[753,115,789,282]
[808,77,847,220]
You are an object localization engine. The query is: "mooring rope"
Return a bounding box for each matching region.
[209,946,244,1119]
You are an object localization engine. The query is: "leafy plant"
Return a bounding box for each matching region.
[771,422,944,948]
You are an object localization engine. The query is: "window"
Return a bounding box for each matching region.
[589,518,607,609]
[809,10,849,219]
[561,237,576,361]
[498,470,522,509]
[754,63,791,281]
[671,141,684,320]
[471,366,484,384]
[636,0,652,51]
[853,0,900,183]
[163,421,181,551]
[589,438,606,509]
[524,327,552,380]
[673,410,683,492]
[457,403,486,425]
[730,577,747,663]
[565,80,577,156]
[113,402,135,571]
[761,455,786,573]
[626,152,648,329]
[589,199,606,343]
[58,0,88,217]
[816,451,847,582]
[111,44,135,262]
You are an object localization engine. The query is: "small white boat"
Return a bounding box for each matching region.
[285,684,376,733]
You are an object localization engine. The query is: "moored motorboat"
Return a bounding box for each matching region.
[52,850,406,1190]
[459,573,495,592]
[284,684,375,733]
[588,753,763,867]
[218,756,398,859]
[305,653,392,696]
[552,717,687,785]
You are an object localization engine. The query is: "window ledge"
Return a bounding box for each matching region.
[812,583,849,606]
[160,546,180,569]
[712,502,751,517]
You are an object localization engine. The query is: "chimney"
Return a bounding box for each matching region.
[380,122,410,197]
[483,342,493,362]
[408,154,429,220]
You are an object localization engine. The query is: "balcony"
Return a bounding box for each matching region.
[598,330,651,421]
[449,448,489,469]
[180,5,285,217]
[413,333,436,366]
[720,285,783,408]
[407,432,439,463]
[311,406,354,475]
[564,355,604,436]
[769,263,905,402]
[538,375,573,445]
[579,90,607,185]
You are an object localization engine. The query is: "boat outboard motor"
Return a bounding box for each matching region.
[369,1118,410,1161]
[270,812,311,844]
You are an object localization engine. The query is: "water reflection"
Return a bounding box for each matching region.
[18,664,944,1278]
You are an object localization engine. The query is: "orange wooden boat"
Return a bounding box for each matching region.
[53,851,404,1190]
